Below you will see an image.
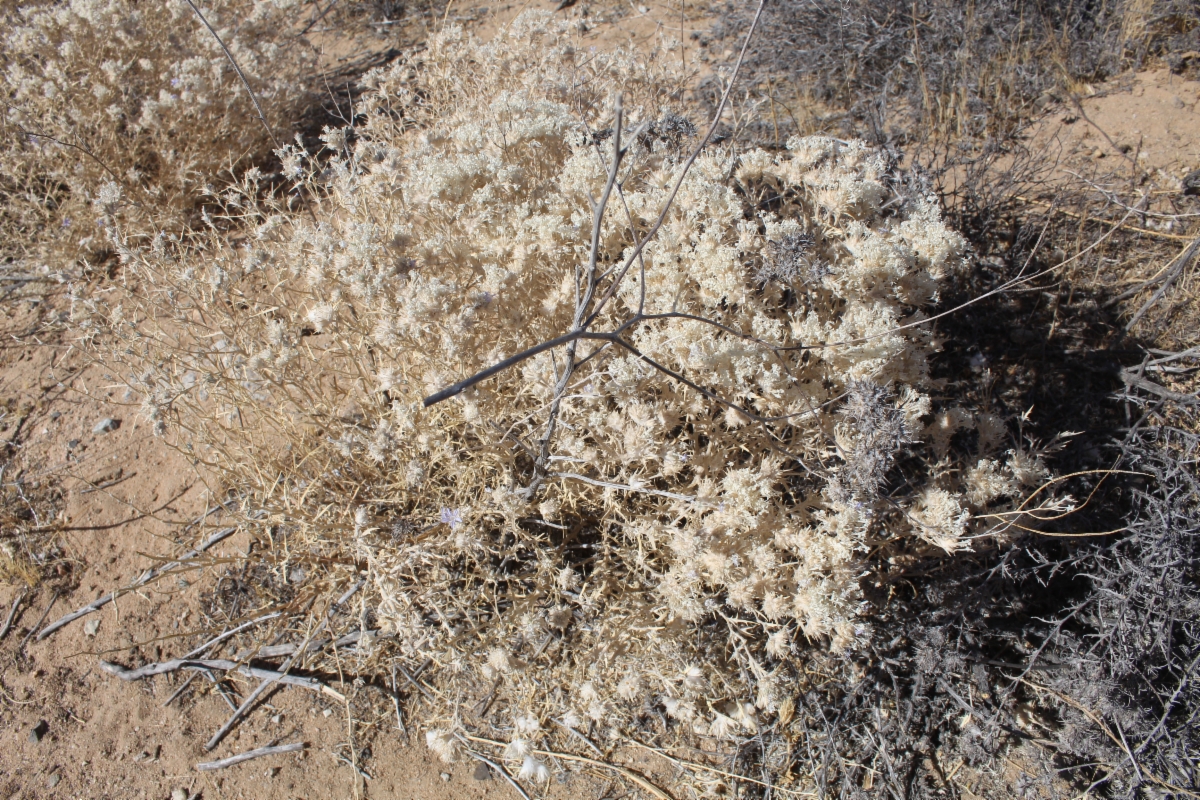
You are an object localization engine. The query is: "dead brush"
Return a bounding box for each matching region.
[711,0,1199,146]
[0,0,315,269]
[49,7,1092,794]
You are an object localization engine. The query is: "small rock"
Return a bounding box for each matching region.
[29,720,48,743]
[473,762,493,781]
[49,411,61,421]
[83,618,100,637]
[45,773,60,789]
[92,417,120,434]
[288,567,306,584]
[271,713,283,724]
[172,789,188,800]
[440,772,451,782]
[322,708,332,718]
[66,439,80,450]
[1092,147,1105,159]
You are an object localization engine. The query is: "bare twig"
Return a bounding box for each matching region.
[331,749,373,780]
[38,526,237,640]
[0,591,25,640]
[177,0,280,149]
[422,0,768,413]
[394,658,435,701]
[1120,368,1200,405]
[98,657,344,699]
[79,471,137,494]
[1015,677,1200,799]
[390,663,405,735]
[1123,237,1200,331]
[19,590,59,651]
[203,580,362,751]
[553,718,604,757]
[196,742,305,771]
[185,611,283,659]
[162,670,201,707]
[240,627,388,660]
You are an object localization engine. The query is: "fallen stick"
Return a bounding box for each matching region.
[390,663,405,735]
[1105,238,1200,306]
[395,659,436,701]
[331,750,373,781]
[204,581,363,752]
[162,670,200,707]
[1014,196,1195,242]
[241,628,391,660]
[184,611,283,659]
[196,742,305,771]
[0,591,26,640]
[1124,236,1200,331]
[203,668,240,711]
[20,590,59,650]
[1120,369,1200,405]
[98,658,345,700]
[38,526,237,640]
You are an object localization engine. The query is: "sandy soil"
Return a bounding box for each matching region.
[2,3,1196,799]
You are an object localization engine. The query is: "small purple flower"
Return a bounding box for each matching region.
[439,507,463,530]
[61,218,71,228]
[171,77,181,88]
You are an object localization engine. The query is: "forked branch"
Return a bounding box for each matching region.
[422,0,769,417]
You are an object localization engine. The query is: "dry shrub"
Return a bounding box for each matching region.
[713,0,1199,145]
[84,12,1077,782]
[0,0,315,266]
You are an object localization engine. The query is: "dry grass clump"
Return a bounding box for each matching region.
[713,0,1199,144]
[0,0,315,267]
[79,10,1083,787]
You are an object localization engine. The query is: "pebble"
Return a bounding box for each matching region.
[271,713,284,724]
[29,720,48,743]
[45,773,60,789]
[83,618,100,637]
[172,789,188,800]
[92,417,120,434]
[322,708,332,718]
[440,772,451,782]
[473,762,493,781]
[66,439,80,450]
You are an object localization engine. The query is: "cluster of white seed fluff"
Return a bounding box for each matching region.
[0,0,311,260]
[93,11,1067,768]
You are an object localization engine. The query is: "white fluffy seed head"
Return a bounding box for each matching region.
[425,730,458,763]
[518,755,550,783]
